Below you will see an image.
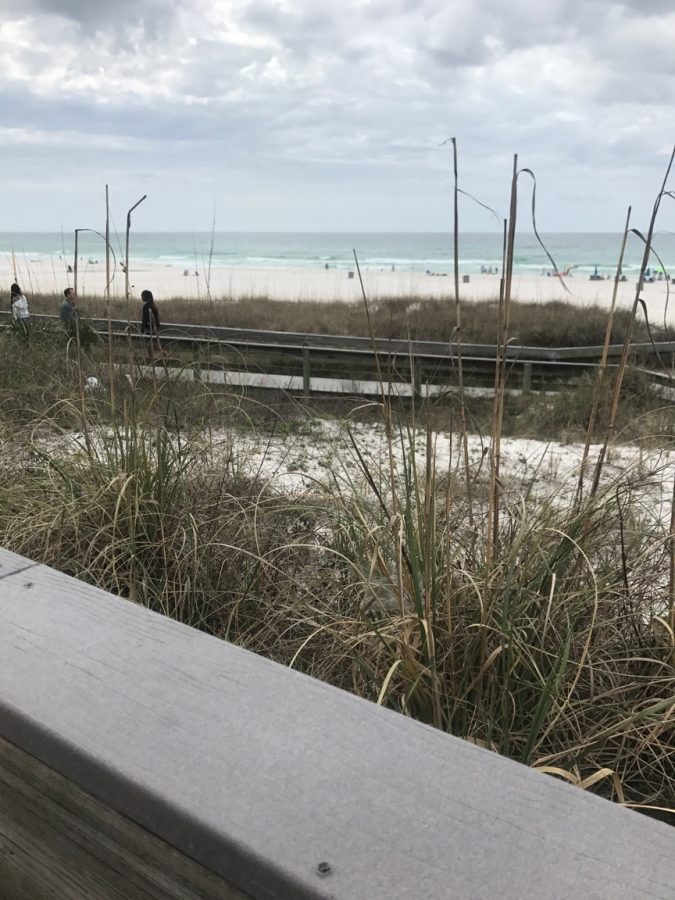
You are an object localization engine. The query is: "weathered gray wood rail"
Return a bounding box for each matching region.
[0,547,674,898]
[6,310,675,361]
[4,311,675,396]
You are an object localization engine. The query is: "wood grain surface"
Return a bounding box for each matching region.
[0,548,673,899]
[0,735,250,899]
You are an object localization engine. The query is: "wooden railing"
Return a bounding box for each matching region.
[2,312,674,396]
[0,547,673,898]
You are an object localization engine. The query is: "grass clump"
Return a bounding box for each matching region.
[24,291,665,347]
[2,153,675,822]
[502,371,674,442]
[0,400,323,641]
[0,369,672,816]
[312,429,674,812]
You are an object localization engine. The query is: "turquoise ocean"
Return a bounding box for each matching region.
[0,232,673,277]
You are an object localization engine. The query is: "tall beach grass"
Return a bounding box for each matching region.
[0,154,674,820]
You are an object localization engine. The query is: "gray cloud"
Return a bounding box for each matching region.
[0,0,182,41]
[617,0,675,11]
[0,0,674,231]
[0,0,178,21]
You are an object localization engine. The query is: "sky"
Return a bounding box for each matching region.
[2,0,675,233]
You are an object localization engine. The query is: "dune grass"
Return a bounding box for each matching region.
[23,290,668,347]
[0,320,672,819]
[1,154,674,821]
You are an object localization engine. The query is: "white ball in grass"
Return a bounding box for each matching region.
[85,376,102,391]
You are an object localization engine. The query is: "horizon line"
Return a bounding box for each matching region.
[0,229,636,236]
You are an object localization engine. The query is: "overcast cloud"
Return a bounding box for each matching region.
[1,0,675,231]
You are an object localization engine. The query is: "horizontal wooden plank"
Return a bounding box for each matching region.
[4,309,675,361]
[0,735,249,899]
[0,548,674,899]
[0,547,39,580]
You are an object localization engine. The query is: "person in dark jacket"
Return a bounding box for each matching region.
[141,290,160,335]
[60,287,78,330]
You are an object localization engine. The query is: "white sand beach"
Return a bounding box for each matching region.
[3,253,674,326]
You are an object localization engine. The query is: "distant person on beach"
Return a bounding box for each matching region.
[141,289,160,335]
[10,283,29,320]
[60,287,78,330]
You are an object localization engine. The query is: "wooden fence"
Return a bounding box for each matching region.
[2,312,674,396]
[0,547,673,898]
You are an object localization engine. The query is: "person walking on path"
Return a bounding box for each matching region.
[141,289,160,335]
[140,289,161,361]
[10,283,29,320]
[60,287,78,331]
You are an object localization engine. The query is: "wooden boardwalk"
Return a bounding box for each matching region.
[3,311,675,395]
[0,547,674,898]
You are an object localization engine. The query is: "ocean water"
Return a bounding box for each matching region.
[1,231,673,277]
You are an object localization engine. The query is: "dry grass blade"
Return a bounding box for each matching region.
[591,145,675,499]
[449,137,474,526]
[670,477,675,661]
[576,206,632,503]
[486,155,517,569]
[1,148,674,820]
[518,167,569,293]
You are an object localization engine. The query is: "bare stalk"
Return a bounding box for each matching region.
[423,421,443,728]
[353,250,399,514]
[450,138,475,525]
[485,217,508,568]
[205,201,217,305]
[576,206,631,504]
[590,147,675,499]
[105,184,111,302]
[487,156,518,567]
[670,476,675,662]
[73,231,79,297]
[104,189,117,359]
[125,194,147,318]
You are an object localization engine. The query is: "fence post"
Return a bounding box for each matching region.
[192,342,201,381]
[413,357,422,399]
[302,345,311,398]
[522,362,532,394]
